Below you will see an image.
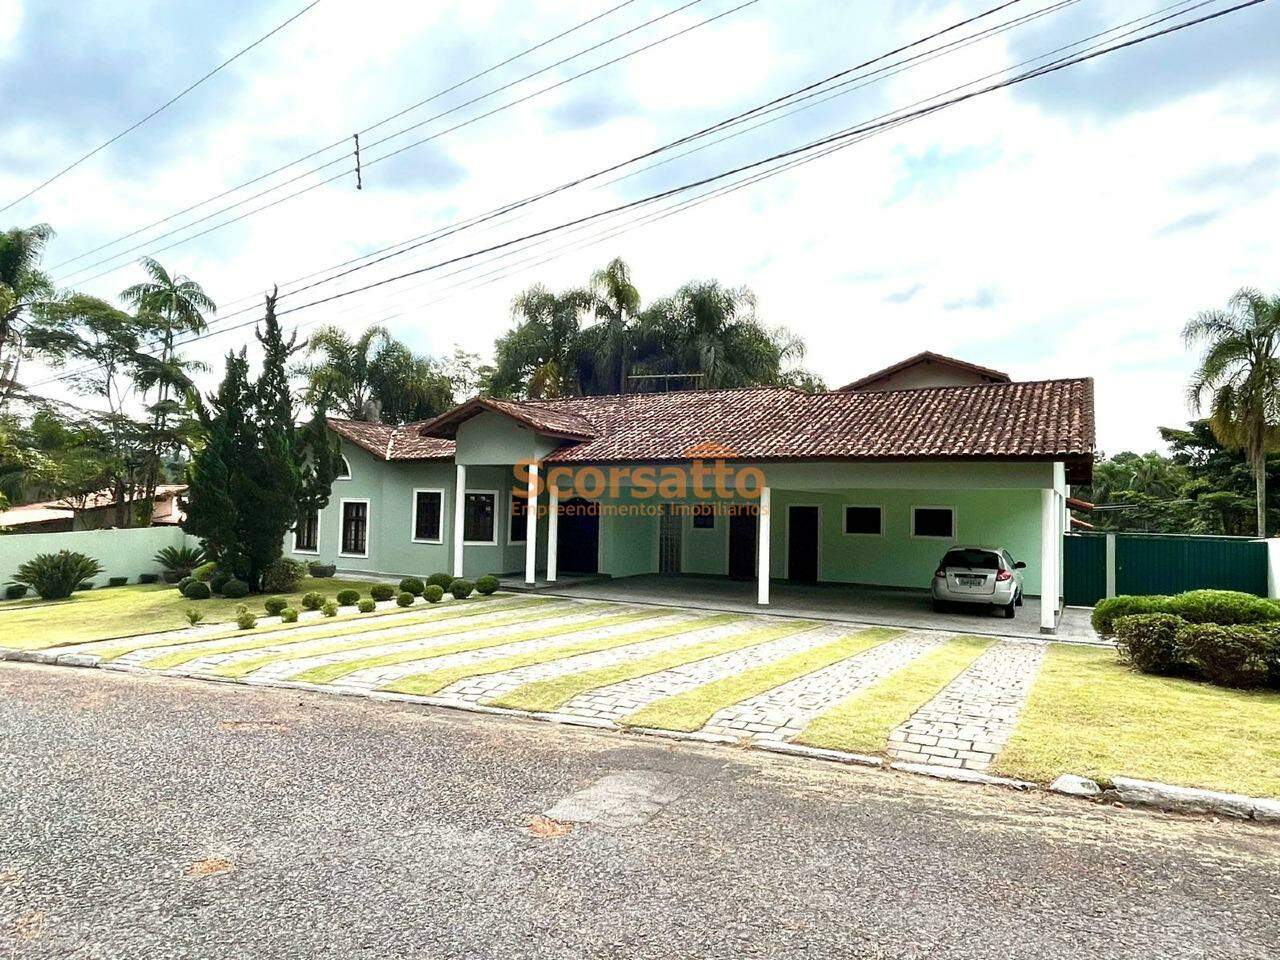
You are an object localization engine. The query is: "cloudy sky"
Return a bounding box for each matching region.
[2,0,1277,453]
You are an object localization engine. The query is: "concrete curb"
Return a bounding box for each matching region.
[889,761,1034,790]
[754,740,883,767]
[1105,776,1280,823]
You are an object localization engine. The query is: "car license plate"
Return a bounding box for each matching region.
[958,576,984,587]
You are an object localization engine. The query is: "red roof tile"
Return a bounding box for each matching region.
[328,418,454,461]
[838,351,1011,391]
[417,396,597,441]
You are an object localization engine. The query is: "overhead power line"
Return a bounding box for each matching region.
[0,0,325,215]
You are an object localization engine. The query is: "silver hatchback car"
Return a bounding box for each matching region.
[931,546,1025,618]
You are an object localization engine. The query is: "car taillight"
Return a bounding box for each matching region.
[995,569,1012,582]
[935,568,946,578]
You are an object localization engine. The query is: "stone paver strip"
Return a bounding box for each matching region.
[701,631,939,743]
[621,625,893,733]
[795,636,992,756]
[886,641,1046,771]
[488,617,809,714]
[295,608,661,685]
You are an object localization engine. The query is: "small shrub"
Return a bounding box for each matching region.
[399,577,425,597]
[264,596,289,617]
[308,562,337,578]
[192,561,217,582]
[4,584,29,600]
[322,599,339,618]
[280,607,299,623]
[139,573,159,584]
[235,604,248,614]
[1113,613,1188,676]
[370,583,396,602]
[1176,623,1280,689]
[426,572,454,590]
[108,576,129,588]
[396,591,415,607]
[424,584,444,603]
[358,598,376,613]
[221,579,250,599]
[153,544,205,575]
[210,571,233,594]
[185,609,204,626]
[1166,589,1280,627]
[236,610,257,631]
[177,576,194,592]
[1092,595,1170,637]
[449,578,474,600]
[301,591,325,611]
[182,580,212,601]
[161,569,184,584]
[75,581,93,591]
[262,557,307,593]
[336,588,361,607]
[15,551,105,600]
[475,574,499,596]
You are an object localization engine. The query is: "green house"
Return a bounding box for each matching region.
[285,352,1094,634]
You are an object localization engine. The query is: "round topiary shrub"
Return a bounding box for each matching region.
[1113,613,1187,676]
[1176,622,1280,689]
[449,578,474,600]
[262,558,307,593]
[426,572,454,591]
[370,583,396,602]
[182,580,213,601]
[475,574,499,596]
[301,591,325,611]
[221,579,250,599]
[210,570,233,594]
[308,562,337,578]
[177,576,194,593]
[358,598,376,613]
[4,584,29,600]
[424,584,444,603]
[1091,595,1171,638]
[236,610,257,631]
[1165,589,1280,627]
[322,599,339,618]
[336,588,361,607]
[191,561,217,582]
[264,596,289,617]
[396,591,415,607]
[280,607,299,623]
[399,577,425,597]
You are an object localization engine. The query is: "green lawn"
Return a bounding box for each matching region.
[995,644,1280,798]
[0,578,385,651]
[795,636,993,755]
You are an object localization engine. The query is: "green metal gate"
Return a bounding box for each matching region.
[1115,534,1267,597]
[1063,534,1106,606]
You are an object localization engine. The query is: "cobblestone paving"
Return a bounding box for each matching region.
[887,641,1046,771]
[555,622,841,725]
[435,615,730,709]
[701,631,942,743]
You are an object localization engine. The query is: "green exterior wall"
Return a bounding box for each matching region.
[0,525,197,587]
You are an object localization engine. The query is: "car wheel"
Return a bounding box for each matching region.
[1002,601,1016,619]
[1015,592,1023,607]
[932,599,947,613]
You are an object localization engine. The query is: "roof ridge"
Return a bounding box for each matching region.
[819,376,1092,399]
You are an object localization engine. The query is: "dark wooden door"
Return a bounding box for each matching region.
[788,506,819,582]
[557,498,599,574]
[728,510,757,580]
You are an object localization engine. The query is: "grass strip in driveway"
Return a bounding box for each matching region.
[488,616,811,713]
[620,626,895,733]
[381,613,726,697]
[296,608,661,685]
[993,644,1280,798]
[793,636,992,755]
[130,598,551,670]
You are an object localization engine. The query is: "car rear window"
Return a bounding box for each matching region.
[941,549,999,570]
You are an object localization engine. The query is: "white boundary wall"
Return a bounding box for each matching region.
[0,527,200,587]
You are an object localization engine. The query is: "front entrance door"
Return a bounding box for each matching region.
[728,509,757,580]
[658,505,682,574]
[787,506,819,582]
[557,498,599,574]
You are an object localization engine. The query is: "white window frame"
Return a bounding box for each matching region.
[336,454,353,480]
[463,489,500,546]
[911,505,956,540]
[507,489,528,545]
[338,497,371,558]
[411,487,445,544]
[292,508,321,555]
[842,504,884,538]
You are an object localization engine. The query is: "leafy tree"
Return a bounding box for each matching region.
[1184,287,1280,536]
[491,284,593,399]
[0,223,56,405]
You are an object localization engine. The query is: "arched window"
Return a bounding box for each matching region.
[337,455,352,480]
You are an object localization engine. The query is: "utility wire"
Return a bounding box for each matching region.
[1,1,325,215]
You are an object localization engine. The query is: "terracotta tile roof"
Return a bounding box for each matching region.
[417,396,597,441]
[328,418,454,461]
[838,350,1011,391]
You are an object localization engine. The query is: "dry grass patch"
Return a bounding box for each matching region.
[184,856,234,878]
[526,815,573,839]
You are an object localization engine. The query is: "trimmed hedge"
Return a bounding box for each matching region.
[108,576,129,588]
[322,599,339,618]
[301,591,326,611]
[177,576,194,594]
[192,562,217,582]
[264,596,289,617]
[449,578,474,600]
[358,598,376,613]
[182,580,213,601]
[475,575,499,596]
[236,610,257,631]
[1176,623,1280,689]
[280,607,299,624]
[370,583,396,602]
[210,570,233,594]
[426,572,454,590]
[1113,613,1187,676]
[139,573,159,585]
[262,558,306,593]
[396,591,415,608]
[399,577,425,597]
[424,584,444,603]
[221,579,250,599]
[336,589,361,607]
[4,584,29,600]
[1165,589,1280,626]
[1092,595,1171,637]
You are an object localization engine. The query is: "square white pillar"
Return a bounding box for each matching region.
[546,485,559,583]
[757,486,771,605]
[453,463,467,578]
[1040,487,1059,633]
[524,462,539,586]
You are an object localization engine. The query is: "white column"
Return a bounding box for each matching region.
[546,485,559,583]
[524,462,539,586]
[757,486,771,605]
[453,463,467,578]
[1040,487,1058,634]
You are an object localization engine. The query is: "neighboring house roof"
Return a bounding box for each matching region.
[0,484,189,528]
[837,351,1011,392]
[0,503,74,527]
[327,417,455,461]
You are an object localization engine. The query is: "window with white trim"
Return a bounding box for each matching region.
[341,500,369,555]
[912,507,954,539]
[464,491,497,544]
[336,455,352,479]
[843,505,882,536]
[294,510,319,553]
[412,490,442,543]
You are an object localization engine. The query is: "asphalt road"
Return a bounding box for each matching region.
[2,663,1277,959]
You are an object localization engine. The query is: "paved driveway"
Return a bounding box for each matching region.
[2,664,1276,959]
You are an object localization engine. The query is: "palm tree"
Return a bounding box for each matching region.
[578,258,641,394]
[297,324,393,419]
[491,285,592,399]
[1184,287,1280,537]
[0,223,57,403]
